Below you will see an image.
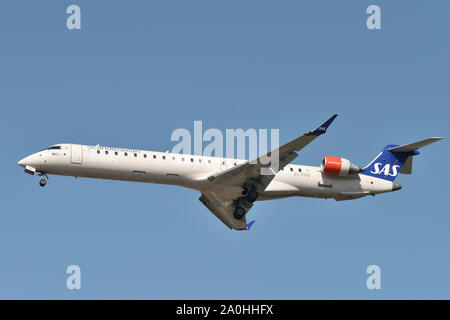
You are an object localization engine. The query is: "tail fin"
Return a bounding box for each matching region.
[361,137,443,182]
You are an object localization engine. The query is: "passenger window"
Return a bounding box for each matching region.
[182,158,185,161]
[134,153,137,157]
[115,151,118,156]
[191,158,194,162]
[208,160,211,164]
[234,162,237,166]
[97,150,100,154]
[153,155,156,159]
[124,152,128,156]
[162,156,166,160]
[290,167,293,172]
[105,150,109,155]
[144,154,147,158]
[298,168,302,172]
[199,159,202,163]
[172,156,176,160]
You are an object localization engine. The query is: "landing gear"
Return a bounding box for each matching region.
[233,206,246,220]
[245,189,258,203]
[243,185,258,203]
[232,196,253,220]
[232,184,259,221]
[38,172,48,187]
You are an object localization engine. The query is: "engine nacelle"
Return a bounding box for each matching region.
[320,156,362,176]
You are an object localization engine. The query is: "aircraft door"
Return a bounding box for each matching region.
[71,144,83,164]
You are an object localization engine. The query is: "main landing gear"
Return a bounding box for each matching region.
[233,206,246,220]
[232,186,259,220]
[38,172,48,187]
[244,189,258,203]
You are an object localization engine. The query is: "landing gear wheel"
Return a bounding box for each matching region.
[233,207,245,220]
[245,189,258,203]
[39,179,46,187]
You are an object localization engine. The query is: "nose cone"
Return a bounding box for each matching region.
[18,157,27,168]
[392,182,402,191]
[18,154,36,168]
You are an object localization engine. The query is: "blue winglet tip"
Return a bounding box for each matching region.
[311,114,338,135]
[246,220,255,230]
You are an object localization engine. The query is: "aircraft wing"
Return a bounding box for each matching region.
[199,192,249,230]
[206,114,338,193]
[199,115,337,230]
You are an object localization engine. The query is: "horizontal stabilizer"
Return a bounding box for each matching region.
[388,137,443,152]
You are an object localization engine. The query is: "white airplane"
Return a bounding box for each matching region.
[17,115,443,230]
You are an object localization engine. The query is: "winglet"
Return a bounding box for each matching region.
[308,114,338,136]
[246,220,255,230]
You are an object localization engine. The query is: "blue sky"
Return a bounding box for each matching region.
[0,1,449,299]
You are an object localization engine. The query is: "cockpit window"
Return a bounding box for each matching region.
[39,145,62,152]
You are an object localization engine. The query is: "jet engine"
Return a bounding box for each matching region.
[320,156,362,176]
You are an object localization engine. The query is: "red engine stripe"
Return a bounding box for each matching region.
[323,156,342,175]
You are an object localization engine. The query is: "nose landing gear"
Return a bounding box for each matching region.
[38,172,48,187]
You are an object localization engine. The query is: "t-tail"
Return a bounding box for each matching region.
[361,137,443,182]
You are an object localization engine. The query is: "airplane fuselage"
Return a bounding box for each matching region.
[18,143,398,201]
